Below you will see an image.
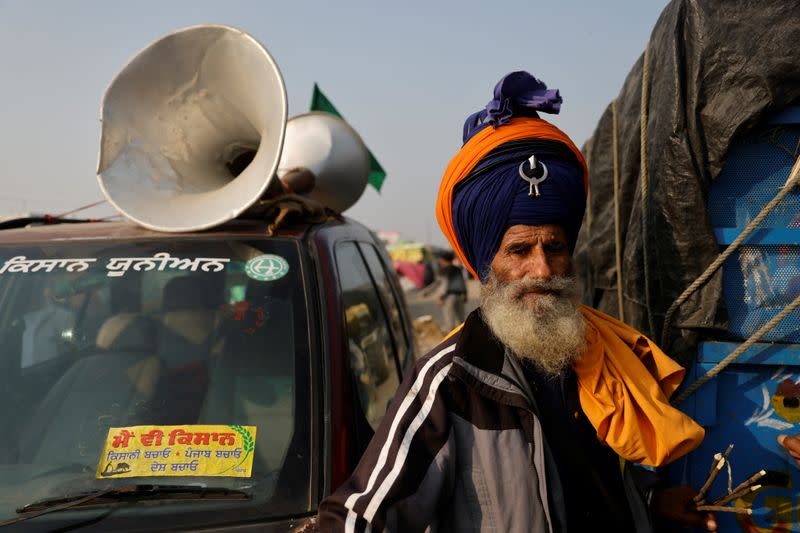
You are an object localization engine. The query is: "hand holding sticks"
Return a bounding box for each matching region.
[692,445,732,505]
[692,444,766,516]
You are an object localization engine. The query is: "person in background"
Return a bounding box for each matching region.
[435,251,468,330]
[318,71,716,532]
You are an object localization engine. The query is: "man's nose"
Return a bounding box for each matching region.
[524,247,554,279]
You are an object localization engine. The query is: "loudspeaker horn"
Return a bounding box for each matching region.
[97,25,287,232]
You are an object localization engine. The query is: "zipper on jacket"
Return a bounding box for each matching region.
[453,359,544,468]
[450,358,565,533]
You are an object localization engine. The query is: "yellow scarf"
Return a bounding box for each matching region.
[574,306,704,466]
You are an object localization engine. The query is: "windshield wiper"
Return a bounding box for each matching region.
[0,484,249,528]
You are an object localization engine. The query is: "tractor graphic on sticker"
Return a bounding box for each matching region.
[100,462,132,477]
[245,255,289,282]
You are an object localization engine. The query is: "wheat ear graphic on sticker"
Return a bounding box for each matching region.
[214,425,255,475]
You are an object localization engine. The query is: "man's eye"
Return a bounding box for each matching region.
[509,245,528,255]
[545,242,567,253]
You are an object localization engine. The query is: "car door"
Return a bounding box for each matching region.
[310,222,416,496]
[356,241,415,372]
[335,241,403,438]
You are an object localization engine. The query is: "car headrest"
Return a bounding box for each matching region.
[96,313,157,352]
[162,275,218,312]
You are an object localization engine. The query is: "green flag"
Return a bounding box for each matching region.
[310,83,386,192]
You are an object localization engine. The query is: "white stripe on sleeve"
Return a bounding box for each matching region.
[344,344,455,533]
[363,362,453,523]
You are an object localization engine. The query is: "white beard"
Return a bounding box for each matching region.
[480,271,586,376]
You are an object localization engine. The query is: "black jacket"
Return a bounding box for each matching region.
[319,310,656,532]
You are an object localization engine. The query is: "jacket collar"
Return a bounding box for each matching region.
[451,309,534,406]
[453,308,506,375]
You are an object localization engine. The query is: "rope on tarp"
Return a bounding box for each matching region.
[640,43,656,337]
[584,138,593,235]
[612,98,625,322]
[660,155,800,349]
[672,292,800,405]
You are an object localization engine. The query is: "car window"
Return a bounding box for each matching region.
[0,239,312,523]
[357,242,410,368]
[335,242,400,430]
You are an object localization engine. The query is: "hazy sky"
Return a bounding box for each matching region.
[0,0,668,245]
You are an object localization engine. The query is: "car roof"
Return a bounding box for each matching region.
[0,219,319,244]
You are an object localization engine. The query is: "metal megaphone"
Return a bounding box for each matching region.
[97,24,371,232]
[279,112,370,213]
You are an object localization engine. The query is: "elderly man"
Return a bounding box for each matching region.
[319,72,715,532]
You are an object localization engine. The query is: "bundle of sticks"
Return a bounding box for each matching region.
[691,444,766,516]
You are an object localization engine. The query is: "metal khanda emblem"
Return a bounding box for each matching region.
[518,155,549,197]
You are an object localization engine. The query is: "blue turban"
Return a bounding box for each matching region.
[452,140,586,280]
[439,72,586,281]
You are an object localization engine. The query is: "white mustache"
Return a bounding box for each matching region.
[498,275,577,300]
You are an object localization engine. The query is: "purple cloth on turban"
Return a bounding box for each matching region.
[462,71,562,144]
[452,140,585,280]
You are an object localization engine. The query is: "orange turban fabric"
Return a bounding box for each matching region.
[577,307,704,466]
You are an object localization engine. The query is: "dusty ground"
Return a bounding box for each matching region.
[405,279,480,357]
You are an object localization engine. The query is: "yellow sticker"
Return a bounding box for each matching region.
[96,425,256,479]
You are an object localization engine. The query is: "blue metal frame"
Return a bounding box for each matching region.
[713,228,800,246]
[671,340,800,532]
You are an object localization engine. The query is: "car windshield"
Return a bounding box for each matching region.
[0,237,311,527]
